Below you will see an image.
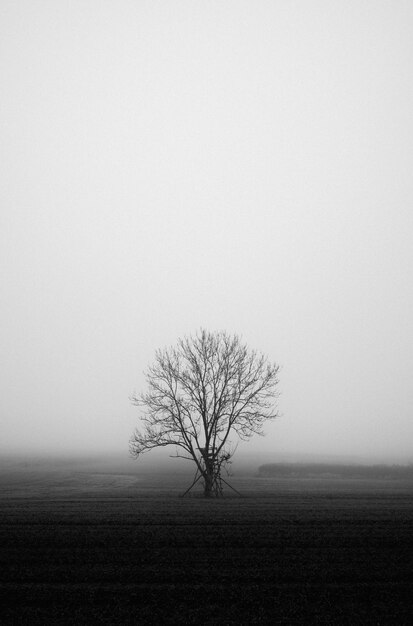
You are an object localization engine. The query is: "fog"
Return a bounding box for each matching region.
[1,1,412,466]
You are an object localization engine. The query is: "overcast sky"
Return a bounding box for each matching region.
[1,0,412,463]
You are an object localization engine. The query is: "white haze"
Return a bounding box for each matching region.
[1,1,412,465]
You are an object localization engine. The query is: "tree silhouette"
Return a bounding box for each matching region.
[130,329,280,497]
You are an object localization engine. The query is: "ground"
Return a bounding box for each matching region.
[0,465,412,624]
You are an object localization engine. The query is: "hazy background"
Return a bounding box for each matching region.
[1,0,412,466]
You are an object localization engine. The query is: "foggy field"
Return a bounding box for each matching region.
[2,2,413,622]
[1,467,412,624]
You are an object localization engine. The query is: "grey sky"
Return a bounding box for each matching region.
[1,1,412,462]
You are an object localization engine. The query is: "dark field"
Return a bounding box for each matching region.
[1,465,412,624]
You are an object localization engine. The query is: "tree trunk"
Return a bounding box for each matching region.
[203,469,214,497]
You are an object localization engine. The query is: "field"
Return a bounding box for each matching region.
[1,462,412,624]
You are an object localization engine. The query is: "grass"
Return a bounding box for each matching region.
[0,467,412,624]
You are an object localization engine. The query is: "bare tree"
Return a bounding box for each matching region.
[130,329,280,497]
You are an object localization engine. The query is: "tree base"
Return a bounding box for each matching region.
[181,472,242,498]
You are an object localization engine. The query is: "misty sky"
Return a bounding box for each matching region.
[1,1,412,463]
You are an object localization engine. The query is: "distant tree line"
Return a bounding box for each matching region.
[258,463,413,480]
